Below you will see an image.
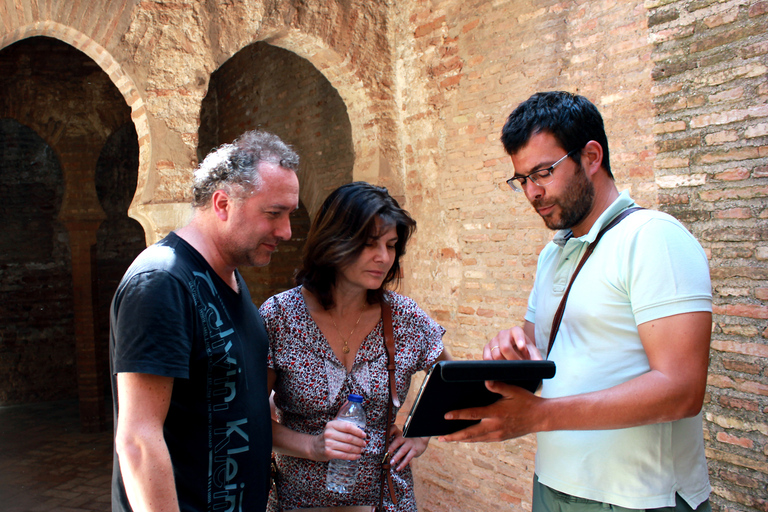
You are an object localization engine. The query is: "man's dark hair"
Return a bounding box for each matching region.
[192,130,299,207]
[500,91,612,179]
[296,182,417,309]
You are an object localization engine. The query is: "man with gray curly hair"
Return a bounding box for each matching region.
[110,130,299,512]
[192,130,300,209]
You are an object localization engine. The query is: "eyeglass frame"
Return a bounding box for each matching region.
[506,148,580,192]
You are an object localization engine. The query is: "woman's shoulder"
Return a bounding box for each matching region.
[385,290,429,319]
[259,286,303,315]
[384,291,446,350]
[385,290,416,309]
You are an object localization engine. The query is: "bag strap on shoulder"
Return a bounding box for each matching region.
[546,206,644,357]
[379,300,399,509]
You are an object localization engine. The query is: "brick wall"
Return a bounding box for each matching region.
[647,1,768,510]
[393,2,663,510]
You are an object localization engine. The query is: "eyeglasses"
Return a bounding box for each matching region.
[506,148,579,192]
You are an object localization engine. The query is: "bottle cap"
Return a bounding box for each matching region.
[348,394,363,403]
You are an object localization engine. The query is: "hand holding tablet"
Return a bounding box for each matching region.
[402,360,556,438]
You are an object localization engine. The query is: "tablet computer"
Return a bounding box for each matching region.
[402,359,556,438]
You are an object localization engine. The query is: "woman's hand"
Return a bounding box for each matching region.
[386,425,430,471]
[310,419,367,462]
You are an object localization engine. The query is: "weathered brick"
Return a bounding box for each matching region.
[705,411,768,433]
[414,15,446,38]
[711,246,754,259]
[699,186,768,202]
[717,468,761,489]
[656,156,690,169]
[715,286,751,297]
[746,123,768,138]
[656,135,701,153]
[690,23,766,54]
[652,58,698,80]
[686,0,720,13]
[657,193,690,205]
[661,208,710,223]
[439,248,459,259]
[716,304,768,320]
[702,227,765,242]
[717,432,755,449]
[705,130,739,145]
[703,8,739,29]
[648,8,680,28]
[709,86,744,104]
[648,23,695,44]
[721,359,762,376]
[700,48,739,68]
[656,173,707,188]
[691,110,750,129]
[714,167,751,181]
[711,339,768,358]
[715,207,752,219]
[741,39,768,59]
[653,120,687,134]
[710,266,768,280]
[700,63,768,87]
[749,1,768,17]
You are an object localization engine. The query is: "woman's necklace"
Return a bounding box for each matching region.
[330,305,365,354]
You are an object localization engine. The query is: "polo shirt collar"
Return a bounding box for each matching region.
[553,190,636,247]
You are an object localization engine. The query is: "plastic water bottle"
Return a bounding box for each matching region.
[326,394,366,493]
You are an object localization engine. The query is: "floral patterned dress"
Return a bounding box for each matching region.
[260,287,445,511]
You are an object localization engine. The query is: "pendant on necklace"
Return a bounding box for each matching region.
[332,304,364,356]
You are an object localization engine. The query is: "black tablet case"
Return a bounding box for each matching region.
[402,360,556,438]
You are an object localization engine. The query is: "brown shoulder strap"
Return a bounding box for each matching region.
[547,207,644,357]
[381,300,399,408]
[379,300,398,508]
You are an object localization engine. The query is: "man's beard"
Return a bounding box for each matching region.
[533,163,595,231]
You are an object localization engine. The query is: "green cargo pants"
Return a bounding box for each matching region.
[533,475,711,512]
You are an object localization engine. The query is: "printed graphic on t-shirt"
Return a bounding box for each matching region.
[191,270,250,512]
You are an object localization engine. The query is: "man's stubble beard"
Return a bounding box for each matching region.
[534,163,595,231]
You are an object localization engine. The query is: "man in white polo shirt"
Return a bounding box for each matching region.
[443,91,712,512]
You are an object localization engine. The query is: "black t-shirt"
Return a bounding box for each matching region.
[110,232,271,512]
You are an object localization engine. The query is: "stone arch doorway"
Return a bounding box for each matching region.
[0,36,143,431]
[199,41,355,305]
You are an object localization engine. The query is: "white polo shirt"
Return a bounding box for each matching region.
[525,191,712,509]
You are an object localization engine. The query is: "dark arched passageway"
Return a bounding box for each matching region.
[0,120,73,403]
[200,41,356,305]
[0,37,142,431]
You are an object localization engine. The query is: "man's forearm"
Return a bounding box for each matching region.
[117,433,180,512]
[534,368,705,433]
